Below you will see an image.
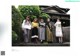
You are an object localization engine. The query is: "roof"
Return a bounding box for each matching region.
[44,12,70,17]
[40,5,70,14]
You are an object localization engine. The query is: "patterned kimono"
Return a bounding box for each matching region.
[39,22,45,41]
[46,22,54,42]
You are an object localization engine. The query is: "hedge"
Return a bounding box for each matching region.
[12,6,24,43]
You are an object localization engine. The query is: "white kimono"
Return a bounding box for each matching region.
[55,21,63,37]
[21,20,32,42]
[22,20,31,30]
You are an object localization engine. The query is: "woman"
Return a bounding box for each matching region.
[31,18,39,43]
[39,19,45,43]
[46,18,54,42]
[22,16,32,43]
[54,18,63,43]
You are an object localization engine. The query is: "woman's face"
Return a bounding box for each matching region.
[26,16,30,20]
[47,19,50,22]
[57,19,60,22]
[34,18,37,22]
[40,19,44,22]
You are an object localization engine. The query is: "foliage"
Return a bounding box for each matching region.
[39,13,50,21]
[12,31,18,43]
[12,6,24,42]
[18,5,41,20]
[30,15,37,21]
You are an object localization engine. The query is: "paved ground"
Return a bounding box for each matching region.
[12,42,70,46]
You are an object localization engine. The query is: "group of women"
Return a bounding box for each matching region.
[22,16,63,43]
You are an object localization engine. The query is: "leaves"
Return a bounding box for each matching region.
[12,6,24,43]
[18,5,41,20]
[40,13,50,21]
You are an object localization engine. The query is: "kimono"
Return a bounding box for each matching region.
[46,22,55,42]
[54,21,63,37]
[31,22,39,38]
[39,22,45,41]
[22,20,31,43]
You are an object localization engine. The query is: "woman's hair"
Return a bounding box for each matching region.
[26,16,30,18]
[25,16,30,22]
[40,18,44,21]
[33,18,38,22]
[56,18,61,22]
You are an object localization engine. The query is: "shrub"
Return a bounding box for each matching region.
[30,15,37,21]
[12,6,24,42]
[18,5,41,19]
[12,31,18,43]
[39,13,50,22]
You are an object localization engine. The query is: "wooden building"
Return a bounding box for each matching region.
[40,5,70,42]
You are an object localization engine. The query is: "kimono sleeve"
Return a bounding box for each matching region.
[21,20,25,28]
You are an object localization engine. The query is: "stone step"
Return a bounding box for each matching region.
[12,42,70,46]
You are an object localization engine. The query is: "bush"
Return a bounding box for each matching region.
[12,31,18,43]
[12,6,24,42]
[18,5,41,19]
[39,13,50,22]
[30,15,37,21]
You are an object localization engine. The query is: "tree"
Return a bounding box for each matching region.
[18,5,41,20]
[12,6,24,43]
[39,13,50,22]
